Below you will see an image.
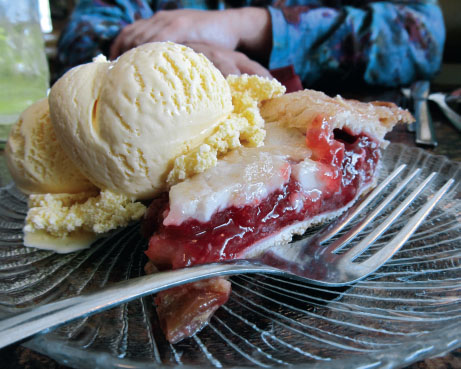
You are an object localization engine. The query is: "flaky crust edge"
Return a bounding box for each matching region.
[259,89,414,147]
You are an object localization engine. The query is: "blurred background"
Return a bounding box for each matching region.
[43,0,76,83]
[43,0,460,86]
[435,0,461,87]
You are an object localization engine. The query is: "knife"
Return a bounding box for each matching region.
[412,80,437,147]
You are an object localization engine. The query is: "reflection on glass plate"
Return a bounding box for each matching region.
[0,143,460,369]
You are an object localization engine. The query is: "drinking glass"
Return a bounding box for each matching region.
[0,0,50,143]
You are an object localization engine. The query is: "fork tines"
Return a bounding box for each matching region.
[321,165,454,269]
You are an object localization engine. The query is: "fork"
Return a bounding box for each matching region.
[0,165,454,349]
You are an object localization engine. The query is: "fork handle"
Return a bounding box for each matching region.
[0,261,279,349]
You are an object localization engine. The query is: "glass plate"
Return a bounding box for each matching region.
[0,143,460,369]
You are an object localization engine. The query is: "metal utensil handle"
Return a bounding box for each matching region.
[415,98,437,146]
[0,261,280,349]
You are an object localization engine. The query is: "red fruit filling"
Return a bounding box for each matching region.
[145,120,380,270]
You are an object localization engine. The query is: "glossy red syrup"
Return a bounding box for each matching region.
[145,118,379,270]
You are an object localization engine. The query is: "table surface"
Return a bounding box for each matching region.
[0,88,460,369]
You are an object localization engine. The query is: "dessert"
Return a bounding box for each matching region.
[5,98,95,195]
[5,42,283,252]
[142,89,413,343]
[49,43,234,199]
[23,189,146,252]
[49,42,283,200]
[5,97,146,252]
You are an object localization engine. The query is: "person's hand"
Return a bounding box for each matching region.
[184,42,272,78]
[109,8,271,61]
[110,9,237,59]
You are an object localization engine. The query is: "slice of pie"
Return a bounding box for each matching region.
[142,89,413,343]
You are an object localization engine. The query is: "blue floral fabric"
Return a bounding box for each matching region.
[57,0,445,87]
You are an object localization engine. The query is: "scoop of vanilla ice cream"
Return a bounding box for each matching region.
[5,98,96,194]
[49,42,233,199]
[167,74,286,184]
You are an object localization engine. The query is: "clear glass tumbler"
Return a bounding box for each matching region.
[0,0,50,143]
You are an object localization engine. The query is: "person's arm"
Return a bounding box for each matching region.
[56,0,153,76]
[268,1,445,87]
[107,8,273,78]
[108,8,272,62]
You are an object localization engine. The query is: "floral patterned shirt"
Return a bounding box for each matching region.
[57,0,445,87]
